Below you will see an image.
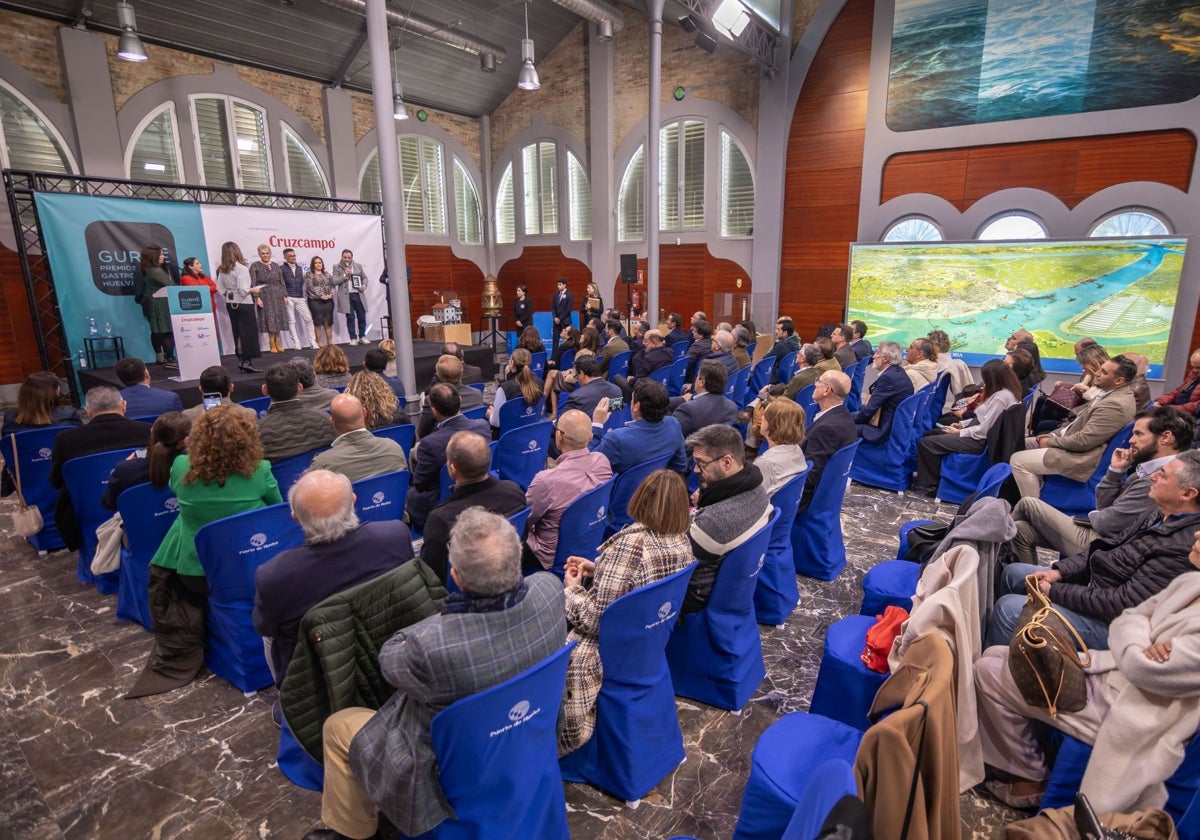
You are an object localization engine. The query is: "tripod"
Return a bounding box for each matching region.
[478,314,505,356]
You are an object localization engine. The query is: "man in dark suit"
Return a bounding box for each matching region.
[551,278,574,354]
[854,342,915,444]
[590,378,688,474]
[683,321,714,385]
[49,385,153,550]
[850,319,873,361]
[560,356,621,417]
[831,323,858,370]
[673,361,739,438]
[764,317,801,384]
[440,342,483,384]
[405,384,492,531]
[114,357,183,417]
[800,370,858,514]
[664,312,691,348]
[304,508,565,840]
[416,356,485,438]
[597,319,629,376]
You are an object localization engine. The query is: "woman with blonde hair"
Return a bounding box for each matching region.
[251,244,289,353]
[345,370,401,429]
[581,281,604,322]
[755,398,809,497]
[215,242,264,373]
[313,344,352,389]
[377,338,398,377]
[127,405,280,697]
[559,469,695,755]
[487,348,544,431]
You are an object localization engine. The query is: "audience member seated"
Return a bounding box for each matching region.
[682,424,771,615]
[903,338,938,391]
[517,326,544,355]
[304,508,565,840]
[928,329,973,410]
[912,360,1021,494]
[762,317,800,380]
[1031,342,1109,434]
[257,364,336,463]
[560,356,621,418]
[754,399,809,497]
[363,348,405,406]
[127,405,281,698]
[182,366,256,422]
[486,348,543,431]
[731,325,753,370]
[415,356,485,439]
[1006,328,1046,384]
[101,411,190,509]
[405,384,492,532]
[1125,352,1153,409]
[683,321,714,383]
[48,386,153,550]
[345,370,404,430]
[673,361,739,439]
[854,342,915,444]
[664,312,691,348]
[1010,406,1192,565]
[314,344,352,390]
[975,563,1200,812]
[291,357,339,412]
[253,469,413,684]
[420,430,526,584]
[830,323,857,369]
[309,394,407,483]
[523,410,613,572]
[706,330,740,379]
[1005,348,1038,394]
[1,371,81,437]
[440,341,484,384]
[590,379,687,475]
[984,449,1200,650]
[115,357,183,417]
[376,339,398,377]
[850,319,873,361]
[1156,348,1200,416]
[1008,356,1138,500]
[615,328,674,400]
[597,319,630,376]
[544,327,600,418]
[548,325,580,374]
[627,319,649,356]
[800,371,857,515]
[558,469,695,755]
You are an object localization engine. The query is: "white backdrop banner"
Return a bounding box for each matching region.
[198,206,385,347]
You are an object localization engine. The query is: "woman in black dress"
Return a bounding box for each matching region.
[513,283,532,333]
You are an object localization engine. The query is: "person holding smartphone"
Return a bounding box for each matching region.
[215,242,264,373]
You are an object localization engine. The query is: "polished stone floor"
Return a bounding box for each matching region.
[0,482,1021,839]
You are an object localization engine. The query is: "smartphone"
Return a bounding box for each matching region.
[202,392,223,410]
[935,422,947,429]
[608,396,624,411]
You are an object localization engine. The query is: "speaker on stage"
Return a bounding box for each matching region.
[620,253,638,285]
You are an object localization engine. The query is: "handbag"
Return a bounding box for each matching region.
[8,433,44,538]
[903,522,949,563]
[861,605,909,673]
[1047,385,1084,411]
[1008,574,1091,718]
[91,512,125,575]
[1075,793,1144,840]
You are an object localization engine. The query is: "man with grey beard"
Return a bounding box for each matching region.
[252,469,413,685]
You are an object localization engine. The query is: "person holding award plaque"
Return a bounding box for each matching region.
[334,249,369,345]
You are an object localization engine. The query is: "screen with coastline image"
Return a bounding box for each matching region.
[846,239,1189,379]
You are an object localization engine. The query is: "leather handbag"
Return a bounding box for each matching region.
[1046,385,1084,411]
[8,433,44,538]
[861,605,909,673]
[1008,574,1091,718]
[91,512,125,575]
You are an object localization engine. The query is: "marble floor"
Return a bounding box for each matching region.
[0,482,1021,839]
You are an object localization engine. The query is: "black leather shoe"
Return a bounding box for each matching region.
[238,361,260,373]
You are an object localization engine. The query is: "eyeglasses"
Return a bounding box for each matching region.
[693,453,727,471]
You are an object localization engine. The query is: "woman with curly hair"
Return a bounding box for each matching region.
[345,370,401,429]
[313,344,352,389]
[127,405,280,697]
[517,325,544,355]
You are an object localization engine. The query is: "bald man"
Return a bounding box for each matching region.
[252,469,414,684]
[309,393,408,482]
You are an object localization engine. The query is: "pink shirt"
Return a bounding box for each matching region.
[525,448,613,569]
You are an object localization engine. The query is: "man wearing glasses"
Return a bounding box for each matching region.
[800,371,857,515]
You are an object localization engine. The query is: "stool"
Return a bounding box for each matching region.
[84,335,126,369]
[860,560,920,616]
[808,614,888,731]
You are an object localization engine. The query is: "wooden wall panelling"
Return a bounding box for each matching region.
[496,246,592,333]
[0,246,45,383]
[404,245,485,338]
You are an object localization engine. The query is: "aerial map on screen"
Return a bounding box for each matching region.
[846,238,1188,378]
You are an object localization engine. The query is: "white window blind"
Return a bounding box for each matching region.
[453,158,483,245]
[659,119,705,232]
[129,106,180,185]
[282,125,328,198]
[567,150,591,241]
[193,96,272,197]
[0,83,71,174]
[521,140,558,236]
[496,162,515,244]
[360,153,381,203]
[398,135,446,234]
[617,144,645,242]
[720,130,754,237]
[193,97,233,189]
[232,101,270,192]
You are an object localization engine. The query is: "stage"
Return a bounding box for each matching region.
[78,339,497,409]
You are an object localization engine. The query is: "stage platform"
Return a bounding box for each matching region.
[78,339,497,410]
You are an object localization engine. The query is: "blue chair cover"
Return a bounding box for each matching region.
[550,479,614,578]
[498,396,545,434]
[195,503,304,692]
[935,404,1024,504]
[665,510,777,711]
[239,395,271,418]
[848,390,925,492]
[271,450,320,493]
[352,470,409,523]
[647,365,672,386]
[63,447,140,594]
[410,642,575,840]
[1042,423,1134,517]
[558,348,576,372]
[780,759,860,840]
[845,359,868,414]
[860,561,920,616]
[462,405,488,422]
[672,340,690,360]
[278,716,323,791]
[746,342,757,358]
[895,518,938,562]
[602,405,632,434]
[529,351,548,381]
[668,356,690,397]
[438,464,454,504]
[808,614,889,731]
[559,563,699,802]
[748,356,774,395]
[375,423,416,459]
[793,383,818,424]
[732,713,865,840]
[1,427,71,552]
[494,420,553,491]
[607,351,631,382]
[733,366,753,409]
[467,383,487,394]
[115,482,178,629]
[605,457,670,537]
[754,474,807,625]
[776,353,797,385]
[507,506,532,538]
[793,440,860,580]
[927,373,951,429]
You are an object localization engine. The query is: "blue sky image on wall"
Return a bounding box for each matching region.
[886,0,1200,131]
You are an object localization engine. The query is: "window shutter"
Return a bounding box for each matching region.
[659,122,680,231]
[567,150,591,242]
[360,153,381,203]
[231,101,270,192]
[617,144,645,242]
[129,107,180,197]
[399,136,424,232]
[283,126,328,198]
[720,130,754,237]
[193,97,233,189]
[539,141,558,235]
[496,162,515,244]
[0,85,70,174]
[453,158,482,245]
[681,120,705,230]
[421,138,446,235]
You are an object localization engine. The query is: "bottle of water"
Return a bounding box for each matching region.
[87,315,98,336]
[77,349,88,370]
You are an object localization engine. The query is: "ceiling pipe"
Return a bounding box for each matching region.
[317,0,508,69]
[546,0,625,34]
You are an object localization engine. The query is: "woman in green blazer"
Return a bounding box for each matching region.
[131,244,178,369]
[127,405,281,698]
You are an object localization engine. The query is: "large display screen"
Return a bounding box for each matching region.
[846,238,1189,379]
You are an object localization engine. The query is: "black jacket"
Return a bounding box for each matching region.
[800,405,857,514]
[419,477,527,583]
[512,296,531,330]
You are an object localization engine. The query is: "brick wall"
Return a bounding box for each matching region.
[349,91,481,165]
[0,10,67,103]
[104,34,216,112]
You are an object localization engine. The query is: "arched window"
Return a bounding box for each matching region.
[281,124,328,198]
[495,161,515,244]
[1090,209,1170,238]
[522,140,558,236]
[661,118,705,231]
[720,129,753,237]
[453,157,483,245]
[127,104,181,186]
[358,135,448,235]
[191,96,272,193]
[977,212,1047,240]
[0,81,73,173]
[567,150,591,242]
[883,216,943,242]
[617,145,645,242]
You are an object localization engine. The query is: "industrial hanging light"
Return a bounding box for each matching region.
[115,1,148,62]
[391,47,409,120]
[517,1,540,91]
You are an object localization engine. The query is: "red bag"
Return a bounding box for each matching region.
[861,606,909,673]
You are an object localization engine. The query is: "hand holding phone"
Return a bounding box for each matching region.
[202,392,223,410]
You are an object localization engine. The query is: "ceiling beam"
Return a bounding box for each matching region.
[331,22,369,88]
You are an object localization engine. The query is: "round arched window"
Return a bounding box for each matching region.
[882,216,942,242]
[978,213,1047,240]
[1090,210,1170,238]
